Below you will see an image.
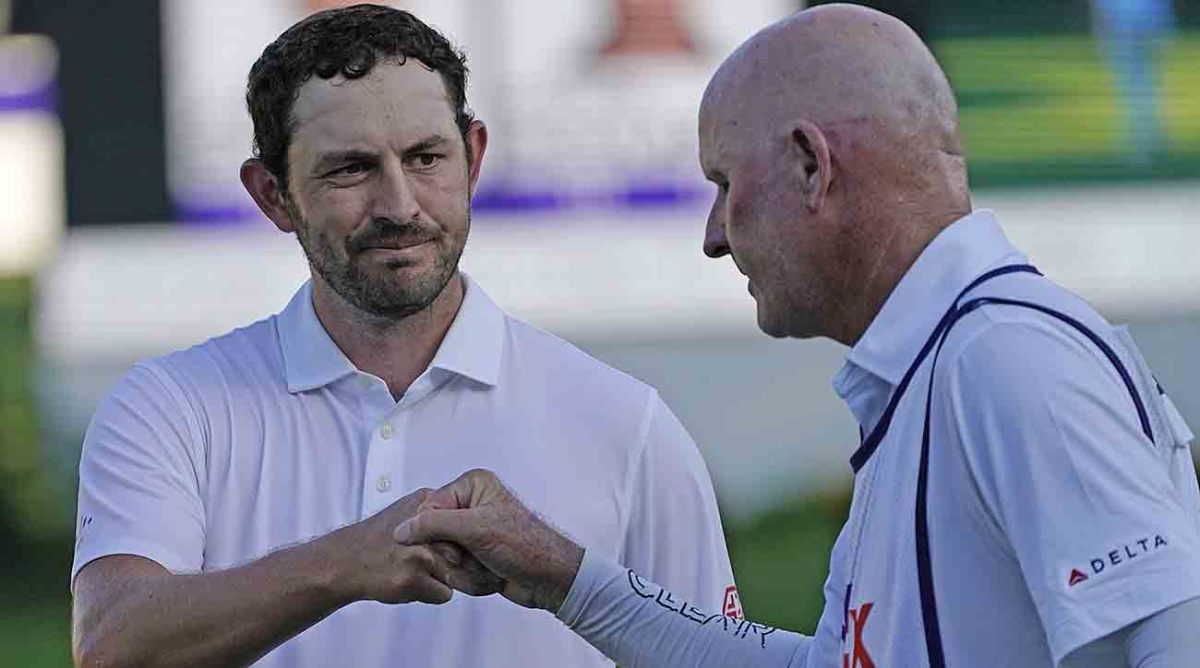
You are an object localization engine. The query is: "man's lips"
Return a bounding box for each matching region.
[358,241,435,263]
[359,239,434,253]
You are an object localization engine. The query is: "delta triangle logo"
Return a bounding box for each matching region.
[1068,568,1089,587]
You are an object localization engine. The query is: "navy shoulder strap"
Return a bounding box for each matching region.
[849,264,1042,472]
[915,281,1154,668]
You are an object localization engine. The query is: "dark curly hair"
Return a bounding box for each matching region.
[246,4,473,190]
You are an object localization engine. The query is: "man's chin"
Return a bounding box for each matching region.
[356,267,457,316]
[352,250,439,283]
[756,306,789,339]
[756,302,816,340]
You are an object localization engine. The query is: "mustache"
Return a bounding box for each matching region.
[348,219,439,253]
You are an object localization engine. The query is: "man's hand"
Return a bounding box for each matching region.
[393,469,585,612]
[71,486,494,667]
[323,487,488,605]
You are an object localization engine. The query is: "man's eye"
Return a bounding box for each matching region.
[330,162,368,177]
[412,153,442,168]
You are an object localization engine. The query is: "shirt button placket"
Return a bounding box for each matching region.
[358,378,403,516]
[369,410,406,513]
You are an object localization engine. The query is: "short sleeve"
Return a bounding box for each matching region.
[619,392,739,616]
[71,362,207,588]
[944,320,1200,664]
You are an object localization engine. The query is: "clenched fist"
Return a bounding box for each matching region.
[323,487,501,605]
[394,469,585,612]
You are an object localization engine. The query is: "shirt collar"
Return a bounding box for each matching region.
[431,273,505,387]
[834,209,1026,392]
[277,272,505,394]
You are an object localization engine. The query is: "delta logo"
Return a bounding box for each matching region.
[1067,534,1169,587]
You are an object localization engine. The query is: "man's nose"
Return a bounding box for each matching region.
[703,206,729,259]
[374,160,422,223]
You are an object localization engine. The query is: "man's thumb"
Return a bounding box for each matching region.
[394,509,467,545]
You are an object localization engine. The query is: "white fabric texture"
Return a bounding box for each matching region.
[73,274,736,668]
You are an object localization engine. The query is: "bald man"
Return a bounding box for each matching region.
[393,5,1200,667]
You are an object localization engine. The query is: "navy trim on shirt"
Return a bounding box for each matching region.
[843,262,1155,667]
[913,279,1153,668]
[849,264,1042,473]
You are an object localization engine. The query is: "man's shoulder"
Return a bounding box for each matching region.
[936,274,1115,378]
[501,314,657,406]
[135,315,285,403]
[86,316,285,460]
[929,275,1155,445]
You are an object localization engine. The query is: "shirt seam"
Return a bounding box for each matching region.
[134,360,209,510]
[615,387,659,559]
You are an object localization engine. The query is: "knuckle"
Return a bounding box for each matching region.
[395,544,417,563]
[405,544,435,567]
[423,488,455,511]
[402,514,425,538]
[409,487,434,507]
[466,467,493,482]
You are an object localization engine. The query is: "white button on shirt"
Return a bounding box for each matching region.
[73,274,736,668]
[809,211,1200,667]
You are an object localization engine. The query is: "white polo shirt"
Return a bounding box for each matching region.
[816,210,1200,667]
[72,273,736,668]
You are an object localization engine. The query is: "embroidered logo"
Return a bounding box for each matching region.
[723,585,744,619]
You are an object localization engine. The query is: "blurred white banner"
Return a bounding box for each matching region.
[162,0,793,223]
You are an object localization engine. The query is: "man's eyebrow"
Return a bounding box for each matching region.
[405,134,451,154]
[309,134,452,174]
[312,149,376,174]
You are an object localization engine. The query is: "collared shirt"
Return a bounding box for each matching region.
[73,273,736,668]
[814,210,1200,666]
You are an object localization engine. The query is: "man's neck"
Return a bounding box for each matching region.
[310,273,465,400]
[829,207,968,347]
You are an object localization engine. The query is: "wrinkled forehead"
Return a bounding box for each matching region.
[290,59,456,147]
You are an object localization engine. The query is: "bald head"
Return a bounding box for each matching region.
[698,5,973,344]
[702,3,964,200]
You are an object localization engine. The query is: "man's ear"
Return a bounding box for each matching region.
[464,120,489,198]
[790,119,833,214]
[240,159,300,233]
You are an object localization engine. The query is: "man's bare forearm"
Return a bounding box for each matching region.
[73,489,455,668]
[73,528,359,668]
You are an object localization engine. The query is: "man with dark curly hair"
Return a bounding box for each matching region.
[68,5,736,667]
